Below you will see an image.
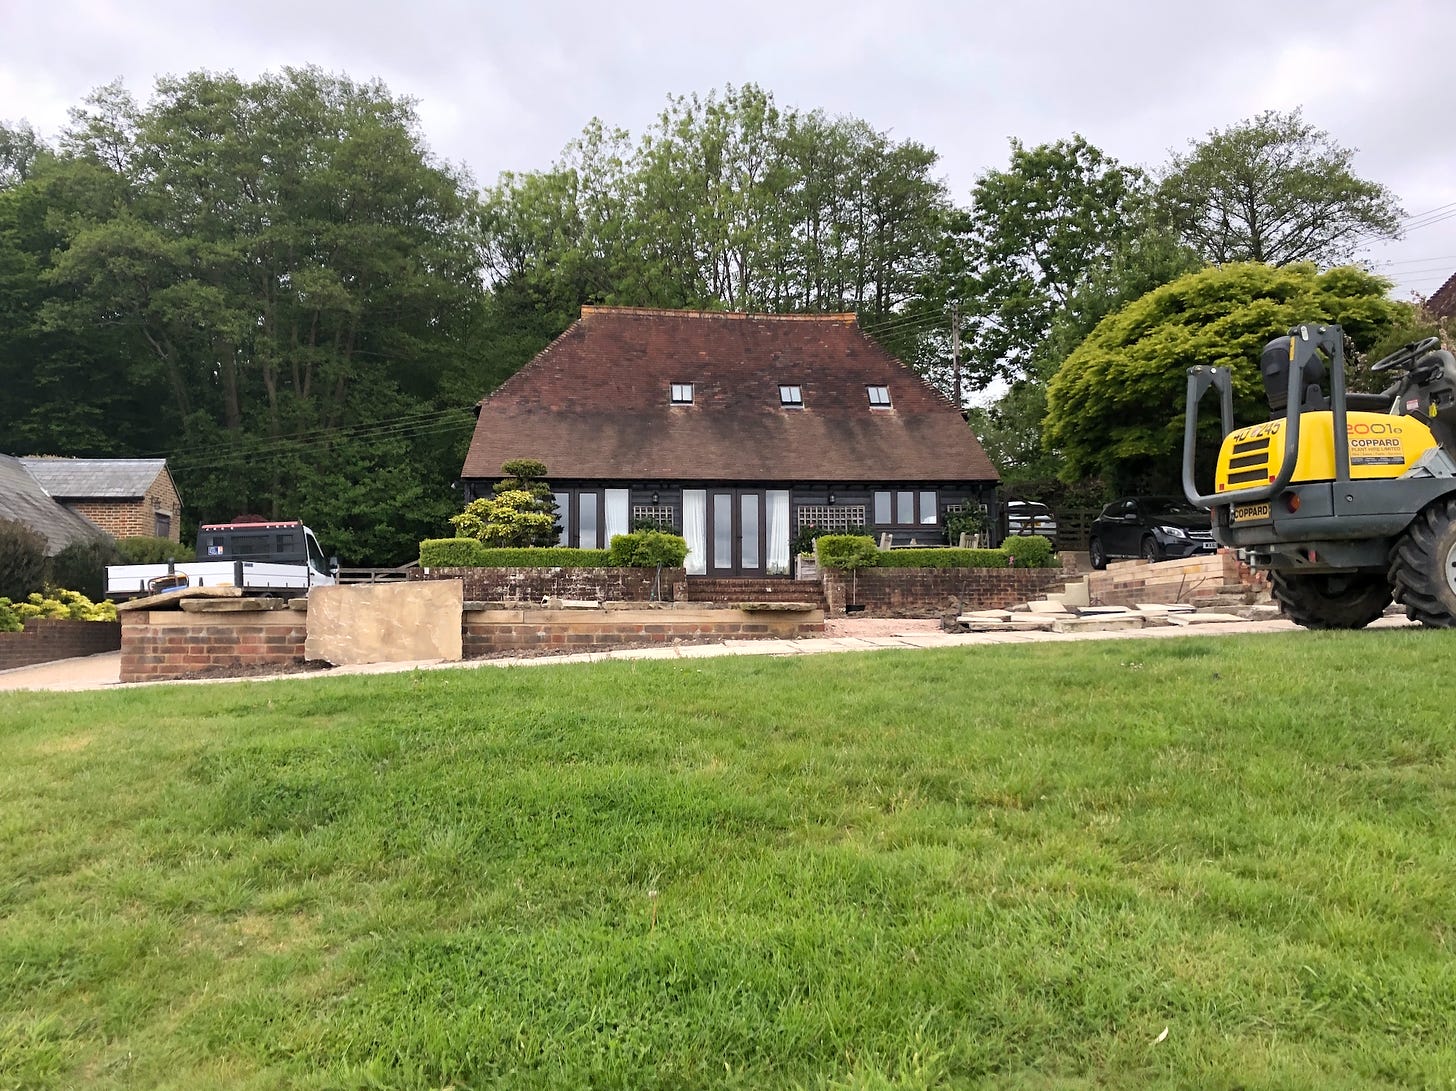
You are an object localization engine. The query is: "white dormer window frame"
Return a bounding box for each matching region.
[867,385,892,408]
[779,384,803,407]
[670,382,694,405]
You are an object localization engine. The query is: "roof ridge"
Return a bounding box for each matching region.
[581,305,857,323]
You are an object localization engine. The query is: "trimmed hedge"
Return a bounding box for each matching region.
[875,548,1009,569]
[1003,535,1056,568]
[814,535,880,572]
[607,531,689,568]
[420,539,612,568]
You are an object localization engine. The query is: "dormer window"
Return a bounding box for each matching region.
[867,385,891,408]
[670,382,694,405]
[779,384,803,407]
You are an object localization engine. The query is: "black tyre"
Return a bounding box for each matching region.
[1089,537,1108,570]
[1270,570,1391,630]
[1141,536,1163,562]
[1388,497,1456,627]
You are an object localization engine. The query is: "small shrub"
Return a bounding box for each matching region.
[793,524,857,557]
[944,506,988,545]
[3,589,117,627]
[0,599,20,632]
[49,537,121,600]
[875,548,1009,569]
[1004,535,1057,568]
[815,535,880,572]
[0,518,47,601]
[607,531,689,568]
[116,536,193,564]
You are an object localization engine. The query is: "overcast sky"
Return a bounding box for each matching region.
[3,0,1453,298]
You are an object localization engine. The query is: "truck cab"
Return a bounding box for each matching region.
[196,519,337,581]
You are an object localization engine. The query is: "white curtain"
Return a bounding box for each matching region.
[683,489,707,575]
[766,490,790,574]
[605,489,630,547]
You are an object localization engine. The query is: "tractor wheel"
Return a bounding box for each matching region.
[1269,570,1392,630]
[1089,537,1108,570]
[1388,497,1456,627]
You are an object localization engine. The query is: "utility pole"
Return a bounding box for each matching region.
[951,302,963,410]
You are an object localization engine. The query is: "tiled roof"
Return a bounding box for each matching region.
[19,457,170,499]
[1426,271,1456,319]
[461,307,999,484]
[0,455,107,553]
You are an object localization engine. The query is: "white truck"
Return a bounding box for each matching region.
[106,518,339,600]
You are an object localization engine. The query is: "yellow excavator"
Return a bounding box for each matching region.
[1183,323,1456,628]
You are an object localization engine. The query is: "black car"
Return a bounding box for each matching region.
[1087,496,1217,569]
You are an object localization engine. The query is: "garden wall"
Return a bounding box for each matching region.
[463,602,822,656]
[0,618,121,672]
[410,566,685,602]
[120,608,306,683]
[821,567,1067,617]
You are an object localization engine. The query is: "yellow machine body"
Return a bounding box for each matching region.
[1214,411,1438,496]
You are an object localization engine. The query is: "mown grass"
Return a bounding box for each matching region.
[1,630,1454,1089]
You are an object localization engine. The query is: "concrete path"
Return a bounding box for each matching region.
[0,613,1418,694]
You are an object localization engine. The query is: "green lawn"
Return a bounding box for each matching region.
[2,631,1454,1089]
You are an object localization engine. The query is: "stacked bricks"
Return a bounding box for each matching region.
[463,604,823,656]
[0,619,121,671]
[684,578,827,607]
[1088,550,1267,609]
[820,567,1067,617]
[411,566,685,603]
[119,609,306,683]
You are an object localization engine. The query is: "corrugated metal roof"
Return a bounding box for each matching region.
[0,455,107,554]
[18,457,170,499]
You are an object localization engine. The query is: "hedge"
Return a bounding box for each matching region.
[607,531,689,568]
[420,539,612,568]
[1003,535,1056,568]
[874,548,1010,569]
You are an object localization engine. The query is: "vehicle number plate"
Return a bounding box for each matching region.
[1233,502,1271,523]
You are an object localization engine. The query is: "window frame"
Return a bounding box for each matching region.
[866,385,892,408]
[778,384,803,407]
[670,382,694,405]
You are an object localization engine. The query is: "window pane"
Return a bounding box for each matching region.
[713,494,733,568]
[671,383,693,404]
[874,491,892,524]
[919,491,937,524]
[779,384,802,406]
[740,494,759,568]
[553,492,569,545]
[868,385,891,406]
[578,492,598,549]
[896,491,914,523]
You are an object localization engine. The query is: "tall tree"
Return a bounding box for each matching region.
[957,135,1151,388]
[1158,108,1402,266]
[39,69,483,562]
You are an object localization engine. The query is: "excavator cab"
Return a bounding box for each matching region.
[1183,323,1456,629]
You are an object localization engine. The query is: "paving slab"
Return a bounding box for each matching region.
[1165,612,1247,626]
[1052,615,1146,633]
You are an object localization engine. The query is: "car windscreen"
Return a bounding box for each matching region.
[1143,500,1201,518]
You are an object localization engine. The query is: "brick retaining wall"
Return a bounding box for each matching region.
[464,603,823,656]
[120,609,306,683]
[1088,550,1267,607]
[411,566,686,602]
[822,567,1067,617]
[0,618,121,671]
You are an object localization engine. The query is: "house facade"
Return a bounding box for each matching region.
[460,307,1001,577]
[18,458,182,542]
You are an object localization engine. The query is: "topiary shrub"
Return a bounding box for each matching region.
[0,519,47,601]
[607,531,689,568]
[1003,534,1056,568]
[49,537,120,601]
[116,536,193,564]
[814,535,880,572]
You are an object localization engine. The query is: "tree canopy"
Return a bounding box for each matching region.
[1158,109,1402,267]
[1043,262,1409,491]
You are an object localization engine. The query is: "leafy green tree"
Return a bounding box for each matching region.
[1158,109,1402,266]
[450,459,559,547]
[958,136,1151,387]
[1044,262,1406,490]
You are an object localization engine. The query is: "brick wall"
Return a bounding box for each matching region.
[411,567,686,602]
[63,471,183,542]
[120,609,306,683]
[684,578,826,606]
[821,567,1067,617]
[0,619,121,671]
[463,603,823,656]
[1088,550,1268,608]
